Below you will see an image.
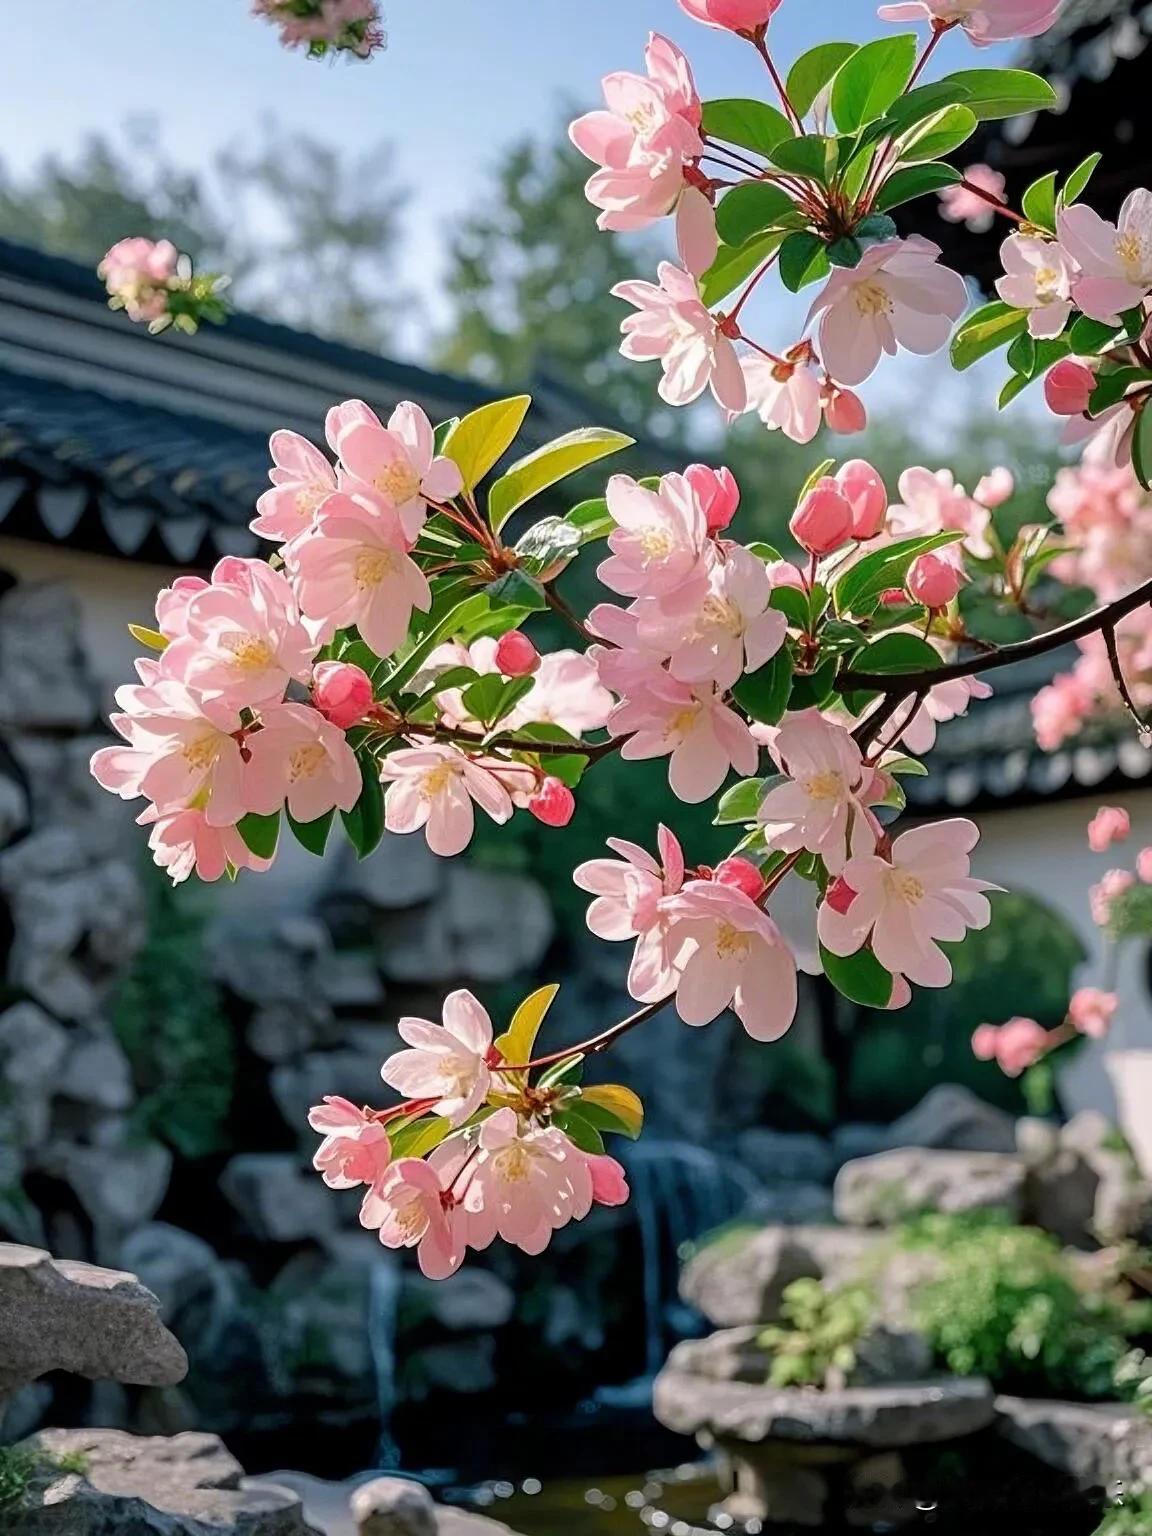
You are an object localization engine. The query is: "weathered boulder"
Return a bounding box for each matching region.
[0,1244,187,1396]
[42,1140,173,1256]
[736,1130,836,1186]
[408,1268,515,1332]
[118,1224,231,1327]
[833,1149,1026,1226]
[350,1477,437,1536]
[220,1155,335,1243]
[680,1226,879,1327]
[375,867,552,985]
[996,1396,1152,1491]
[246,1473,521,1536]
[13,1428,318,1534]
[56,1028,135,1111]
[667,1321,932,1392]
[0,582,94,729]
[887,1085,1018,1155]
[1062,1111,1152,1244]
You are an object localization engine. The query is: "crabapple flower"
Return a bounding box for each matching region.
[1044,359,1096,417]
[972,1018,1049,1076]
[676,187,719,278]
[759,714,881,875]
[252,430,338,542]
[678,0,782,31]
[138,805,273,885]
[243,702,362,824]
[1059,189,1152,324]
[713,856,767,901]
[1032,672,1092,750]
[791,479,854,556]
[290,495,431,659]
[907,551,964,607]
[598,472,711,604]
[98,237,179,323]
[817,820,998,987]
[1088,805,1131,852]
[613,674,758,802]
[312,660,374,729]
[506,650,614,736]
[528,777,576,827]
[740,352,824,444]
[1139,847,1152,883]
[661,879,798,1041]
[612,263,746,412]
[889,466,992,558]
[837,460,888,541]
[995,234,1078,339]
[684,463,740,533]
[574,825,686,1002]
[308,1097,392,1189]
[822,382,868,434]
[381,990,494,1128]
[883,676,992,756]
[360,1158,464,1280]
[379,744,513,857]
[1091,868,1135,926]
[939,165,1007,233]
[807,237,967,386]
[974,467,1014,509]
[877,0,1061,44]
[494,630,540,677]
[333,401,463,544]
[461,1110,591,1256]
[253,0,386,60]
[1068,987,1117,1039]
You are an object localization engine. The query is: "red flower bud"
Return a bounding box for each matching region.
[311,661,374,729]
[790,479,854,556]
[906,552,963,609]
[714,856,766,901]
[1044,359,1095,417]
[528,776,575,827]
[494,630,540,677]
[836,459,888,541]
[685,462,741,533]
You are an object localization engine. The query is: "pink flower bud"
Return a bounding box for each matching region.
[766,559,806,590]
[529,776,575,827]
[685,463,740,533]
[1067,986,1117,1040]
[906,552,963,609]
[678,0,782,32]
[971,1024,1000,1062]
[311,660,374,729]
[822,383,867,435]
[836,459,887,541]
[1044,359,1095,417]
[1087,805,1130,852]
[825,875,857,915]
[790,479,853,556]
[1139,847,1152,884]
[714,856,765,901]
[974,467,1014,509]
[494,630,540,677]
[994,1016,1049,1077]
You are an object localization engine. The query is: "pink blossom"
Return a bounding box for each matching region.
[253,0,385,59]
[907,551,964,608]
[359,1158,464,1280]
[995,234,1078,339]
[685,463,740,533]
[837,460,888,541]
[528,777,576,827]
[1059,190,1152,324]
[939,165,1007,233]
[252,430,337,543]
[461,1109,590,1255]
[887,676,992,756]
[1044,359,1096,417]
[574,824,687,1002]
[334,401,463,544]
[506,649,614,736]
[974,467,1014,509]
[822,382,868,434]
[379,743,513,857]
[154,575,210,641]
[494,630,540,677]
[661,879,798,1041]
[818,819,998,987]
[309,1097,392,1190]
[1031,672,1092,750]
[312,660,374,729]
[889,466,991,558]
[740,353,824,444]
[98,237,179,323]
[598,472,710,604]
[878,0,1061,45]
[996,1017,1051,1076]
[758,713,881,874]
[290,494,431,661]
[381,990,494,1128]
[613,673,759,802]
[163,558,317,709]
[587,1154,630,1207]
[612,263,746,412]
[1091,868,1135,926]
[676,186,720,278]
[569,34,703,235]
[678,0,782,31]
[138,805,273,885]
[791,479,854,556]
[808,237,967,386]
[1139,847,1152,883]
[243,701,362,824]
[713,856,766,901]
[971,1023,1000,1061]
[1088,805,1131,852]
[767,559,806,590]
[1067,986,1118,1040]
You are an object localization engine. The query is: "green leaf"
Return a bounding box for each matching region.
[340,750,385,860]
[487,427,633,532]
[432,417,458,454]
[127,623,169,652]
[512,722,588,788]
[770,584,812,630]
[1134,403,1152,493]
[441,395,531,492]
[494,982,559,1068]
[880,79,972,134]
[733,646,794,725]
[1060,151,1101,209]
[938,67,1057,122]
[849,631,943,676]
[820,943,894,1008]
[767,135,835,184]
[834,531,965,616]
[1068,313,1123,356]
[701,98,792,157]
[537,1054,584,1091]
[237,811,280,861]
[1021,170,1058,232]
[788,657,838,712]
[874,162,961,213]
[579,1083,644,1140]
[950,301,1029,371]
[714,776,766,826]
[553,1106,605,1155]
[286,807,335,857]
[831,33,917,134]
[897,104,977,165]
[779,231,831,293]
[787,42,859,119]
[389,1116,452,1160]
[514,515,582,575]
[714,182,797,246]
[381,591,492,693]
[1088,366,1151,416]
[827,236,862,269]
[699,229,788,307]
[853,213,898,247]
[461,672,534,726]
[886,755,929,777]
[484,568,548,612]
[565,496,614,545]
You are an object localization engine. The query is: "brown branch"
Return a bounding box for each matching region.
[1103,621,1147,734]
[390,716,624,762]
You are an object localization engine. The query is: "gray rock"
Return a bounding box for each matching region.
[313,950,386,1011]
[270,1045,394,1137]
[410,1268,515,1332]
[1062,1112,1152,1244]
[56,1029,135,1111]
[0,1243,187,1396]
[736,1130,835,1186]
[377,867,552,985]
[888,1085,1018,1155]
[653,1371,996,1448]
[666,1327,772,1384]
[350,1477,437,1536]
[996,1396,1152,1490]
[716,1447,829,1528]
[681,1226,880,1328]
[118,1225,230,1327]
[1024,1148,1101,1249]
[850,1326,934,1388]
[245,1474,521,1536]
[743,1184,836,1226]
[334,829,442,911]
[14,1428,318,1534]
[0,1001,68,1090]
[833,1149,1025,1226]
[1015,1116,1061,1167]
[0,770,30,848]
[249,1002,336,1064]
[44,1141,173,1254]
[220,1155,335,1244]
[0,582,94,729]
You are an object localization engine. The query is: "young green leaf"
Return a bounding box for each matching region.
[487,427,633,531]
[830,33,917,134]
[127,623,169,652]
[237,811,280,861]
[827,236,862,269]
[1060,151,1101,209]
[938,68,1057,121]
[553,1106,605,1155]
[767,135,836,184]
[786,41,859,119]
[819,943,894,1008]
[733,646,794,725]
[874,163,961,213]
[950,301,1028,370]
[714,183,797,246]
[494,983,560,1070]
[849,631,943,676]
[564,496,614,545]
[485,568,548,612]
[286,807,336,857]
[833,531,965,615]
[1133,402,1152,493]
[701,98,792,157]
[1088,366,1151,417]
[1021,170,1058,232]
[779,231,831,292]
[714,776,767,826]
[897,104,978,165]
[578,1083,644,1140]
[441,394,531,492]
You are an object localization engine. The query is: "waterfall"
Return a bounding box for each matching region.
[368,1256,403,1468]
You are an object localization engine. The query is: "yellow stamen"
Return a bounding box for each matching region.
[355,548,398,588]
[853,279,893,317]
[715,921,752,961]
[288,744,327,782]
[803,770,844,801]
[221,632,275,671]
[374,463,422,504]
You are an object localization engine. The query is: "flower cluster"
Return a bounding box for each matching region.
[252,0,385,59]
[98,238,229,335]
